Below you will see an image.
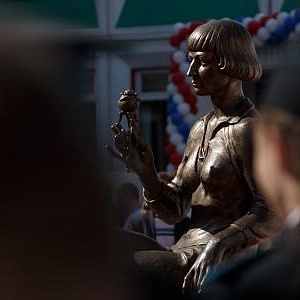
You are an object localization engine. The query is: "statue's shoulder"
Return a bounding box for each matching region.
[234,99,259,133]
[189,116,205,135]
[230,116,256,150]
[190,111,213,132]
[188,115,207,143]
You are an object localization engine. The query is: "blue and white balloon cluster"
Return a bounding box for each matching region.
[239,8,300,47]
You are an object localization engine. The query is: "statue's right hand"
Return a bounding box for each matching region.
[107,123,155,176]
[111,122,130,156]
[105,123,130,166]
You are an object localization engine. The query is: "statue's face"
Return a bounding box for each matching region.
[187,51,231,97]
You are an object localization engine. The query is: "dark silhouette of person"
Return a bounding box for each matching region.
[117,182,155,239]
[0,19,113,300]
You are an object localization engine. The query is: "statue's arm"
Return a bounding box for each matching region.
[142,121,202,224]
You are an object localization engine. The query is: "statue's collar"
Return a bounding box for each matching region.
[204,97,255,126]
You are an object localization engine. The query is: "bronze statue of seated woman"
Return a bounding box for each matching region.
[108,20,282,294]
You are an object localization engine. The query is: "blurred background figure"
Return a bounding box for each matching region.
[0,18,117,300]
[116,182,155,239]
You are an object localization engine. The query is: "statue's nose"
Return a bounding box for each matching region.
[186,60,196,77]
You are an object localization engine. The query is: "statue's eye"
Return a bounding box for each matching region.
[201,60,209,66]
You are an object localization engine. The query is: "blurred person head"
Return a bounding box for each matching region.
[116,182,140,221]
[254,62,300,221]
[0,18,112,299]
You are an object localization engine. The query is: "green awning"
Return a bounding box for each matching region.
[0,0,98,28]
[117,0,258,28]
[282,0,300,11]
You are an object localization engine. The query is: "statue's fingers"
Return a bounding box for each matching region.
[210,248,225,268]
[105,145,125,162]
[115,122,126,133]
[195,267,204,293]
[110,123,121,135]
[198,265,211,294]
[182,275,188,293]
[182,269,193,294]
[193,265,201,291]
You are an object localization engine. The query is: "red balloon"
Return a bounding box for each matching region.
[179,27,190,41]
[172,71,185,85]
[178,82,191,96]
[247,20,261,35]
[184,93,197,105]
[189,20,201,32]
[260,15,271,26]
[169,35,181,47]
[170,60,179,73]
[170,152,182,167]
[190,105,198,114]
[165,143,176,156]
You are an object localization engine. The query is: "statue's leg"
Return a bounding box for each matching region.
[112,229,165,265]
[134,250,191,288]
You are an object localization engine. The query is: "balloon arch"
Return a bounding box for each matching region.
[165,8,300,172]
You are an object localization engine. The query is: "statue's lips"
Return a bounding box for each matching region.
[192,83,204,89]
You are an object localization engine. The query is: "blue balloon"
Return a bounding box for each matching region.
[171,112,183,126]
[284,16,297,32]
[267,34,280,45]
[236,16,244,24]
[167,102,177,114]
[274,25,287,40]
[295,8,300,21]
[178,122,190,140]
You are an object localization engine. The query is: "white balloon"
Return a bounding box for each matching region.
[277,12,289,25]
[242,17,253,27]
[179,41,188,52]
[254,13,265,21]
[179,62,190,74]
[173,93,184,104]
[184,114,197,126]
[177,102,190,115]
[166,123,177,135]
[290,9,296,17]
[265,18,278,32]
[166,163,175,173]
[252,35,264,47]
[170,132,183,145]
[257,27,270,40]
[166,83,178,94]
[176,143,186,155]
[288,32,298,40]
[173,51,186,64]
[185,76,192,85]
[173,22,185,33]
[295,23,300,36]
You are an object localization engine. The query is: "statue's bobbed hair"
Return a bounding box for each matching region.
[188,20,262,81]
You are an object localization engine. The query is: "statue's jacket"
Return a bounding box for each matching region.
[144,97,281,259]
